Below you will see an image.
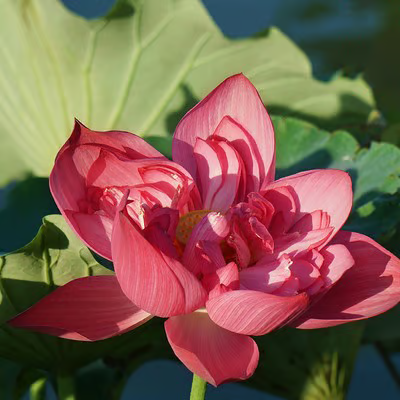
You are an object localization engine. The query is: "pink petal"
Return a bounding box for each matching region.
[207,290,309,335]
[112,211,207,317]
[194,138,241,211]
[272,227,334,258]
[294,231,400,329]
[264,169,353,243]
[213,116,264,193]
[172,74,275,184]
[203,262,240,300]
[59,119,164,160]
[240,258,291,293]
[319,244,354,287]
[51,120,164,210]
[227,221,251,268]
[289,210,331,233]
[9,276,151,341]
[64,210,113,260]
[289,259,320,291]
[263,187,297,236]
[182,212,230,276]
[165,312,259,386]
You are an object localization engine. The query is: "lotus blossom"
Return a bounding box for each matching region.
[10,74,400,386]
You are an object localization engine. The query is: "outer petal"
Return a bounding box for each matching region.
[264,169,353,242]
[207,290,309,336]
[50,121,166,259]
[165,312,259,386]
[294,231,400,329]
[9,276,151,341]
[64,211,113,260]
[58,119,164,161]
[112,211,207,317]
[51,120,164,209]
[172,74,275,184]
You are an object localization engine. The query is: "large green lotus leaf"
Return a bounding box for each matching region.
[0,215,161,370]
[0,0,375,183]
[249,323,364,400]
[273,116,400,238]
[0,177,59,254]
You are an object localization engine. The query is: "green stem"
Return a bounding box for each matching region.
[30,376,47,400]
[57,372,76,400]
[190,374,207,400]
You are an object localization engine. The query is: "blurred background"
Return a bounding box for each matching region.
[1,0,400,399]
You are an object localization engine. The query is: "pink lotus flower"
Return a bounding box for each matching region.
[10,74,400,386]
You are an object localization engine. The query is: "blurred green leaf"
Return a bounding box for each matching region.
[0,215,162,371]
[273,116,400,238]
[13,368,47,400]
[0,358,22,400]
[249,323,365,400]
[0,177,59,254]
[0,0,375,183]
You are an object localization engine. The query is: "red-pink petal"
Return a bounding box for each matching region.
[207,290,309,335]
[59,119,164,160]
[65,210,113,260]
[51,120,164,210]
[289,210,331,233]
[112,211,207,317]
[319,244,354,287]
[194,138,241,211]
[203,262,240,300]
[213,116,264,194]
[9,276,151,341]
[240,258,291,293]
[182,212,230,276]
[165,312,259,386]
[294,231,400,329]
[172,74,275,184]
[264,169,353,243]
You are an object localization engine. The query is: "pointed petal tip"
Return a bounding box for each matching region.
[8,276,151,341]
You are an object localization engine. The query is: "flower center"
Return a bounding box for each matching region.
[176,210,211,244]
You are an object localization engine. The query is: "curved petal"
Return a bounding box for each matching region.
[207,290,309,336]
[58,119,164,160]
[240,259,291,293]
[202,262,240,300]
[319,244,354,287]
[112,211,207,317]
[172,74,275,184]
[264,169,353,242]
[54,156,199,260]
[194,138,241,211]
[294,232,400,329]
[64,211,113,260]
[182,212,230,275]
[50,120,164,210]
[165,312,259,386]
[9,276,151,341]
[213,116,264,194]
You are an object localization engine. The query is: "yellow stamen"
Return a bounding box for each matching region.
[176,210,211,245]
